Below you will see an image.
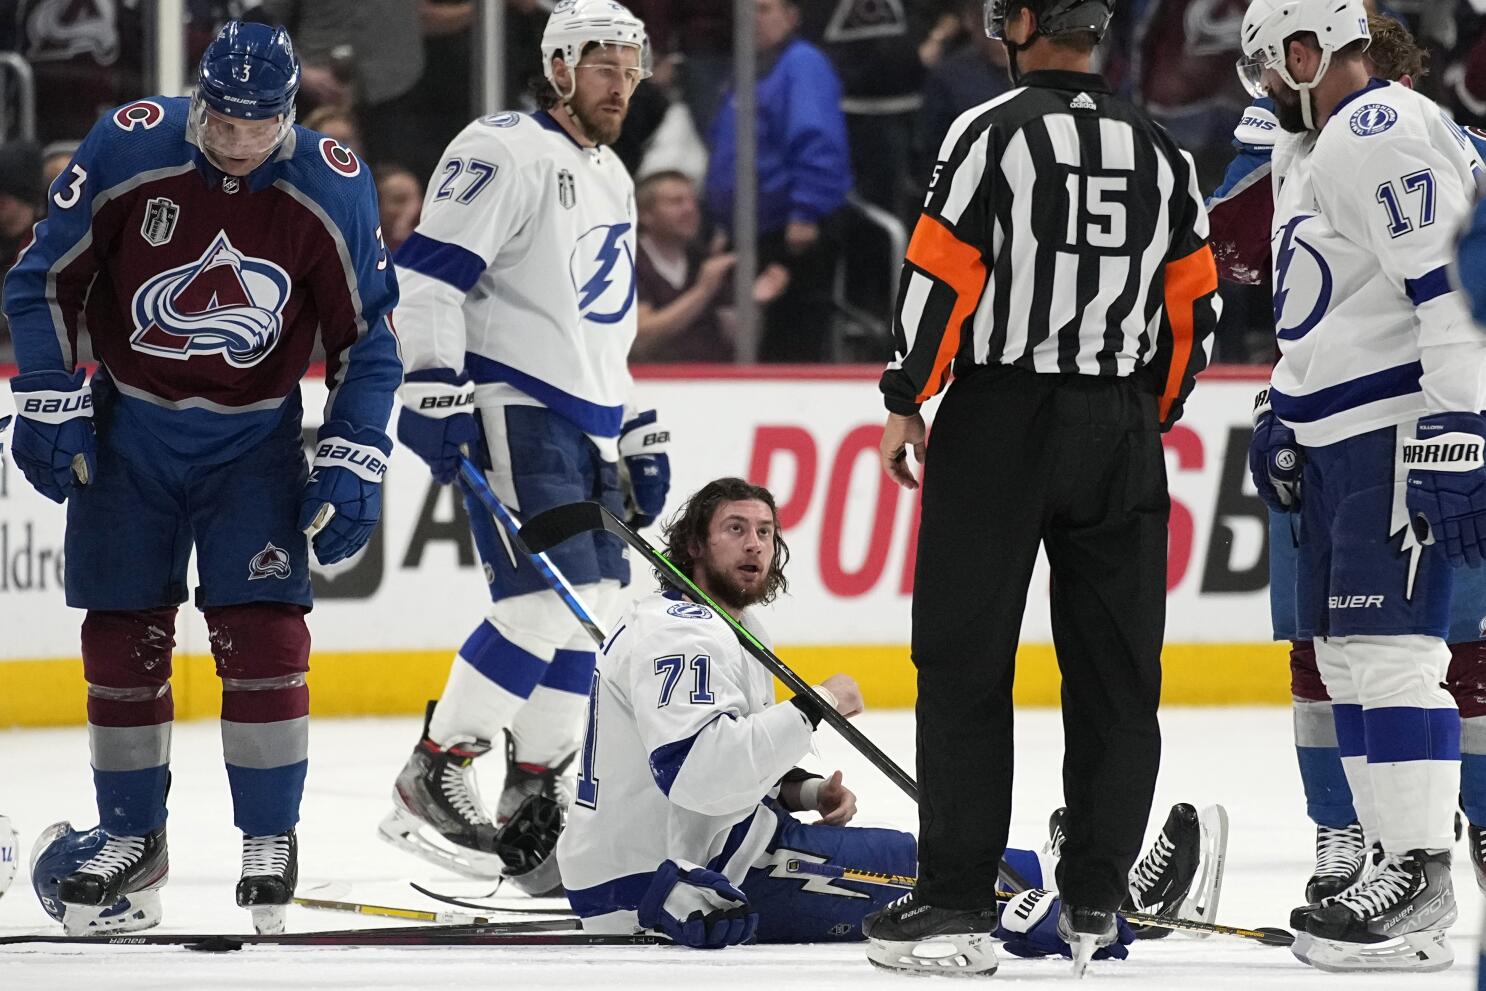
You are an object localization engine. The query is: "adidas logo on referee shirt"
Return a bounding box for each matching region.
[1070,92,1097,110]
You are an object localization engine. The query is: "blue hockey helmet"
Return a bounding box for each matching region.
[198,21,300,120]
[189,21,300,172]
[30,821,106,922]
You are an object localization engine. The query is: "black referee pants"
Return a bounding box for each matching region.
[911,365,1168,912]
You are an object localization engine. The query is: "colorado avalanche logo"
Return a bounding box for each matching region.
[570,223,636,325]
[130,232,291,367]
[1272,214,1333,341]
[248,542,292,581]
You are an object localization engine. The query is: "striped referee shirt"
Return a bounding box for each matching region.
[880,70,1220,428]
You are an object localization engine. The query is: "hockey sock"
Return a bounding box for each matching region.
[82,609,177,836]
[1294,699,1358,827]
[1290,640,1358,826]
[1344,635,1460,852]
[428,619,551,746]
[1314,637,1381,848]
[511,647,595,767]
[1446,639,1486,826]
[208,604,310,836]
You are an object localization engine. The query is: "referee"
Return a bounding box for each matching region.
[863,0,1219,975]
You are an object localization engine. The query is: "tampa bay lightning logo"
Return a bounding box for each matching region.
[667,602,712,620]
[1272,214,1332,341]
[1350,104,1397,137]
[571,222,637,325]
[130,232,291,367]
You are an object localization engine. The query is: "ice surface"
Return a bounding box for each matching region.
[0,708,1477,989]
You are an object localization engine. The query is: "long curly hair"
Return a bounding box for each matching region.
[659,478,790,605]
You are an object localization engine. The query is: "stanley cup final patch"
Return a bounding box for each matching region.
[141,197,180,246]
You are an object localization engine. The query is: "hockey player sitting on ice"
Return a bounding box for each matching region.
[12,20,400,937]
[555,477,1225,970]
[1212,13,1486,908]
[1238,0,1486,973]
[379,0,667,897]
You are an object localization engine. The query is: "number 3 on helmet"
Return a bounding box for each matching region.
[187,21,301,173]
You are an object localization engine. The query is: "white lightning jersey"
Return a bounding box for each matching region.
[1267,81,1485,447]
[556,589,815,933]
[393,110,639,455]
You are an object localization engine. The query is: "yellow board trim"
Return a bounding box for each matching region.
[0,643,1291,728]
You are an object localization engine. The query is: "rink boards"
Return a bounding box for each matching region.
[0,364,1288,726]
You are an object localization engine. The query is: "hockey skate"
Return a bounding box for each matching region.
[495,730,575,825]
[1305,822,1366,903]
[1057,903,1118,978]
[1126,802,1227,938]
[1292,849,1456,973]
[1468,823,1486,894]
[237,830,297,934]
[378,704,506,879]
[30,822,168,936]
[863,889,999,976]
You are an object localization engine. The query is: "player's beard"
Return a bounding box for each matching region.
[567,95,627,146]
[1271,87,1309,133]
[698,558,769,612]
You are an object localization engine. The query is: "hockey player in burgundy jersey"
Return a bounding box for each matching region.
[8,21,401,937]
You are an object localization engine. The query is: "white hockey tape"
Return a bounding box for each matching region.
[0,815,18,900]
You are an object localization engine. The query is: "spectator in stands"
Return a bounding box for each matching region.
[632,170,790,363]
[0,141,42,285]
[258,1,424,166]
[631,1,735,134]
[799,0,956,221]
[916,0,1010,177]
[704,0,851,363]
[375,163,423,254]
[302,106,367,158]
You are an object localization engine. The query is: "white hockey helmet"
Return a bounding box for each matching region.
[541,0,652,95]
[1237,0,1370,101]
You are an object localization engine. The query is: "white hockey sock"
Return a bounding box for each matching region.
[1342,635,1459,853]
[1314,637,1381,848]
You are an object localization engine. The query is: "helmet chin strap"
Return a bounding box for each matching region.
[1003,28,1039,85]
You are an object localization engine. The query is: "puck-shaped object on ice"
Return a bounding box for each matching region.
[0,815,18,899]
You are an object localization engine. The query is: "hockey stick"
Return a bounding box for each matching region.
[457,458,607,647]
[783,860,1294,947]
[0,924,664,950]
[409,880,568,915]
[518,499,1032,893]
[293,894,566,925]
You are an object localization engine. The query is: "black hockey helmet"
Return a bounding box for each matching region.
[494,794,566,897]
[984,0,1115,43]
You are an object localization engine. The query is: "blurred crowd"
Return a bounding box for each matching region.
[0,0,1483,365]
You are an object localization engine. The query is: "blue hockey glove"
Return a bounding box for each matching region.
[637,859,757,949]
[619,409,671,529]
[298,422,391,566]
[1248,388,1301,513]
[9,368,96,504]
[995,888,1133,962]
[396,371,480,485]
[1403,412,1486,568]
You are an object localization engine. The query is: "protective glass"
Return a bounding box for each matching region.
[186,92,294,168]
[1236,52,1271,99]
[984,0,1011,39]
